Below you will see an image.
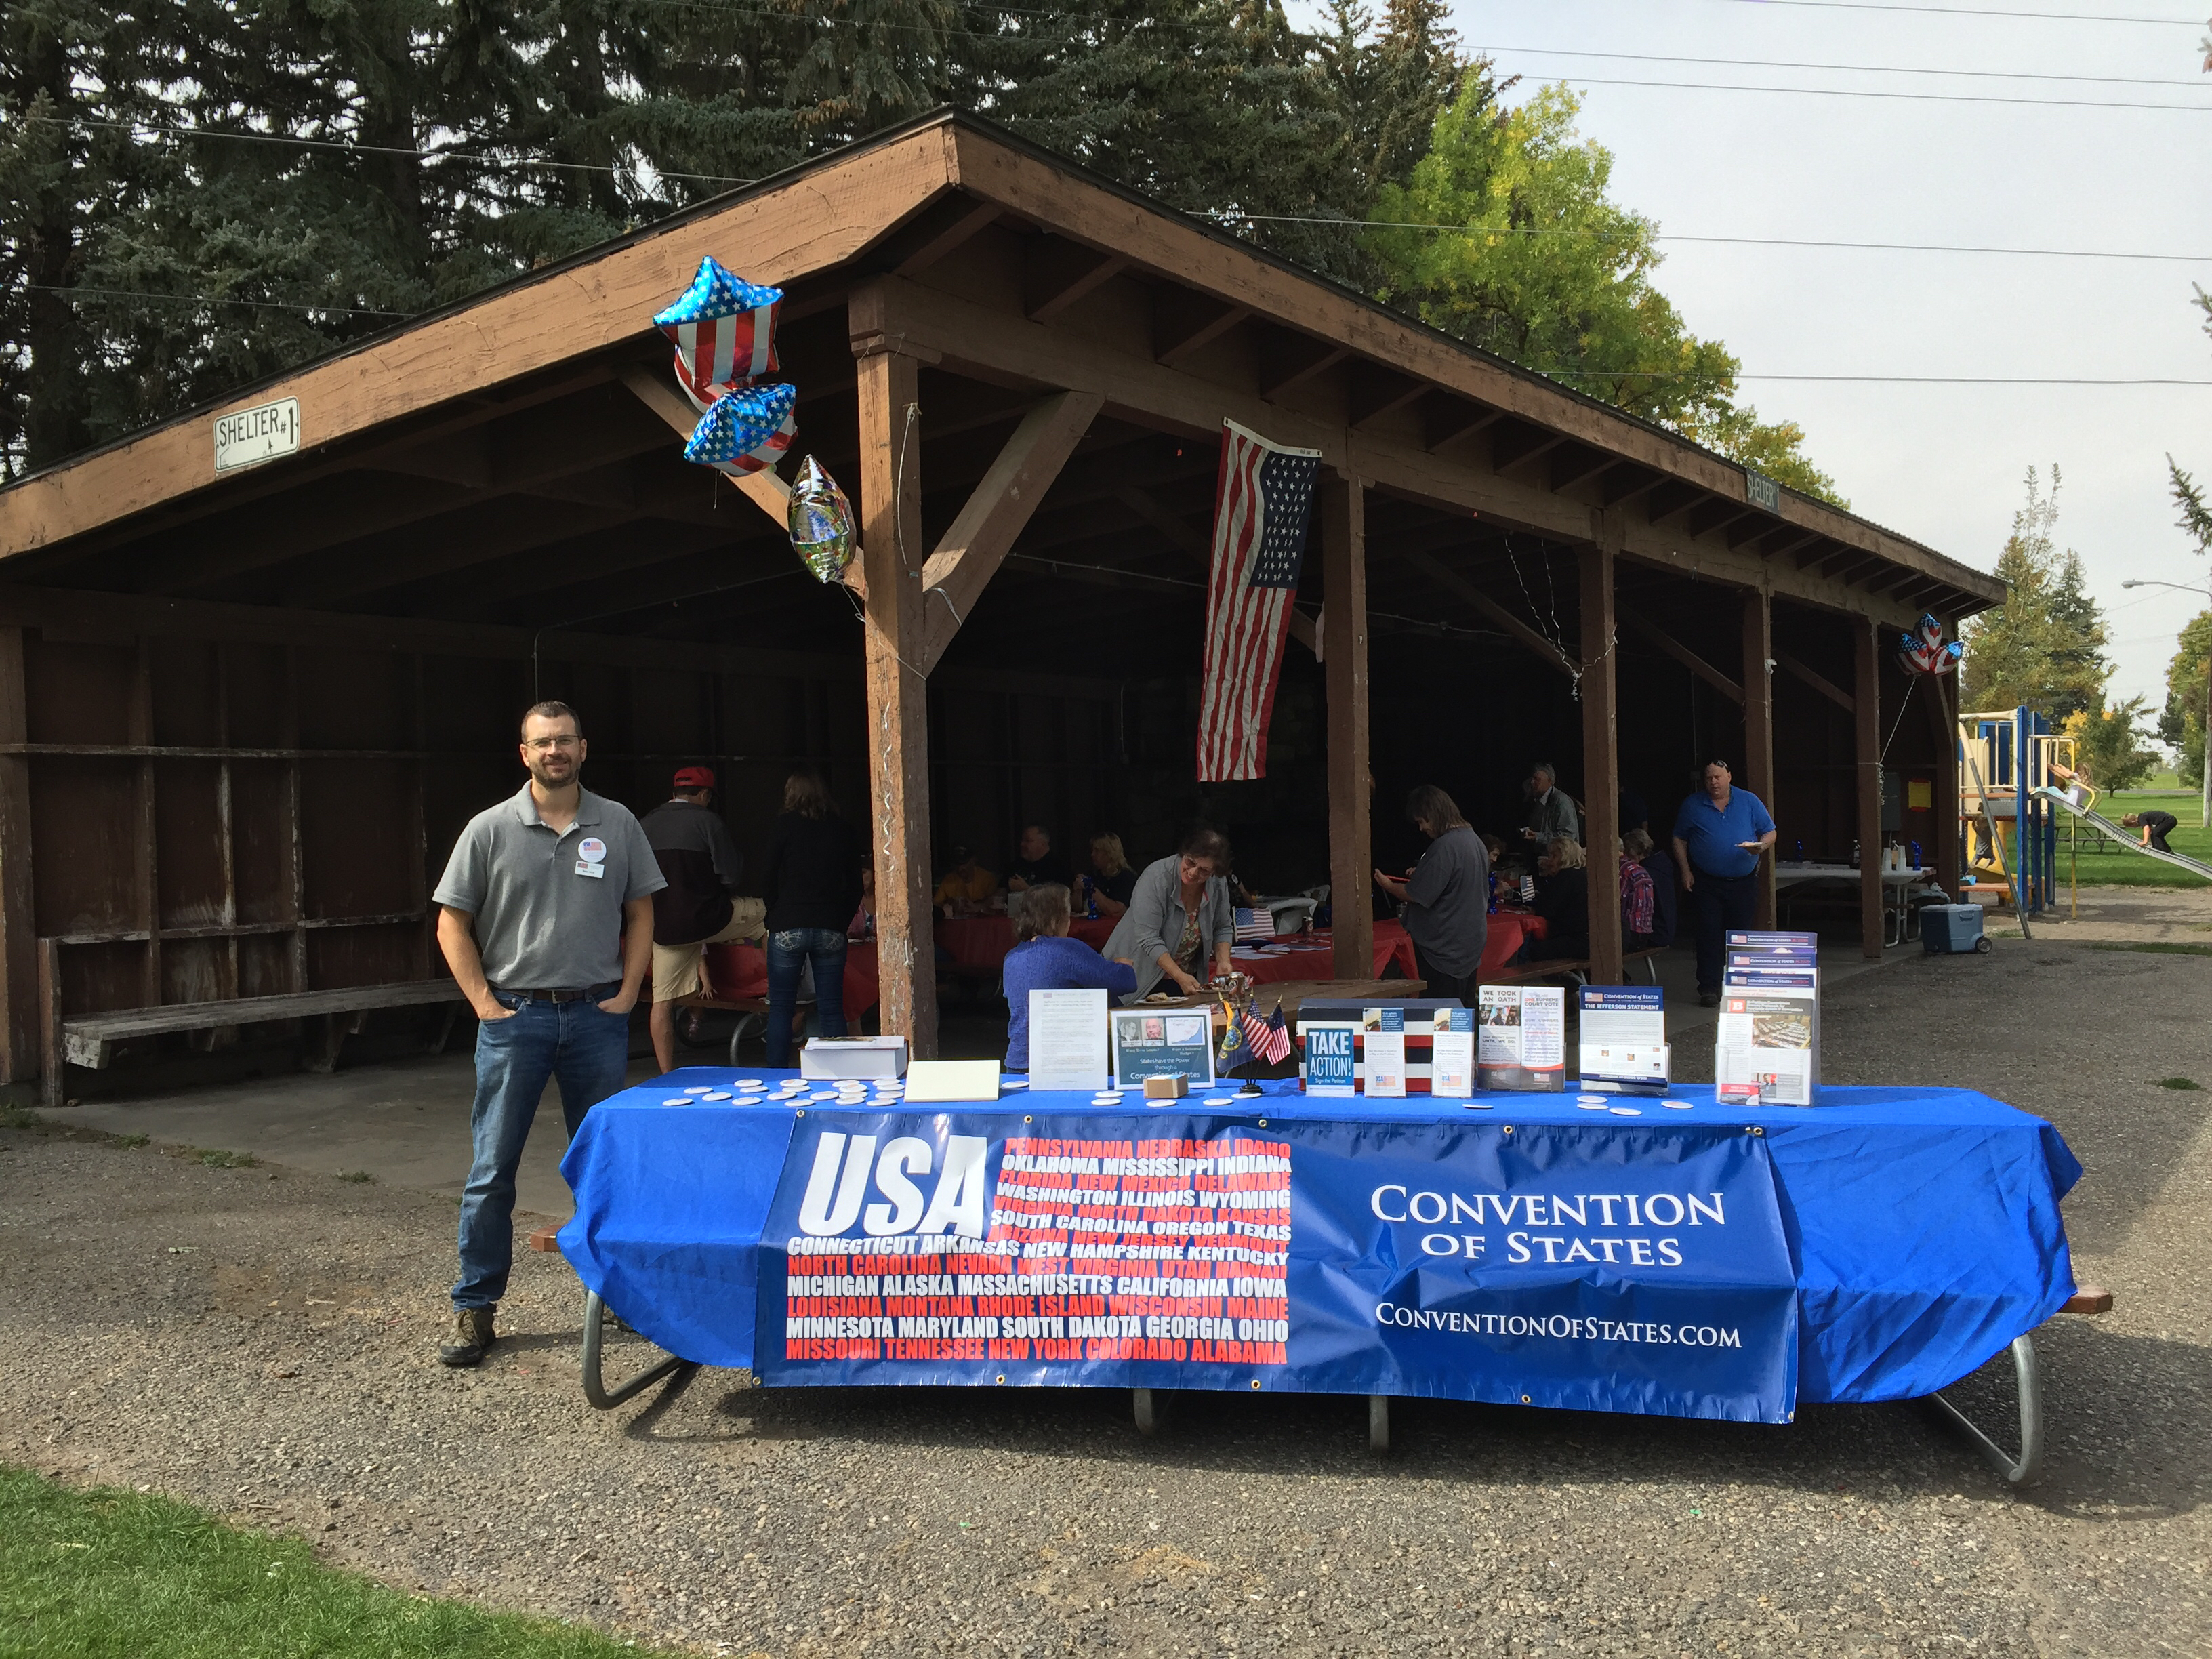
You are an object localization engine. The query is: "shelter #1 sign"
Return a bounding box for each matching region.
[756,1114,1798,1421]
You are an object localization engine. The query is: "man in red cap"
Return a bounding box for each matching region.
[640,766,762,1071]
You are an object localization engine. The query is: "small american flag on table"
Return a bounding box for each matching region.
[1196,419,1321,782]
[1243,1001,1292,1065]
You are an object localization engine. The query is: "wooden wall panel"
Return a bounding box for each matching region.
[152,760,229,929]
[300,760,418,918]
[297,649,413,750]
[222,644,291,747]
[163,937,231,1006]
[26,638,135,745]
[230,762,299,927]
[30,759,140,934]
[150,640,223,746]
[308,923,420,990]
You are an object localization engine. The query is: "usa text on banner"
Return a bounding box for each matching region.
[1288,1122,1799,1422]
[760,1113,1294,1389]
[1195,421,1320,783]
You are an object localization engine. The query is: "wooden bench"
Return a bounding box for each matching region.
[39,937,466,1105]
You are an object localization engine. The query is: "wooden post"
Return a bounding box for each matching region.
[0,628,36,1084]
[1853,617,1884,959]
[1319,475,1372,982]
[1740,588,1777,928]
[130,640,161,1008]
[1578,523,1622,986]
[1923,657,1961,897]
[851,292,940,1056]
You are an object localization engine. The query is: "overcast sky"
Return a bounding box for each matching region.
[1305,0,2212,718]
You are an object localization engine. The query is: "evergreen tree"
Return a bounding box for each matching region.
[1961,466,2112,724]
[2159,609,2212,789]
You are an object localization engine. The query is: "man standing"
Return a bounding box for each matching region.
[1523,763,1581,844]
[1672,759,1778,1007]
[640,765,763,1073]
[1006,824,1072,893]
[431,701,662,1368]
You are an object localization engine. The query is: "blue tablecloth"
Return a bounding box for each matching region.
[560,1075,2080,1413]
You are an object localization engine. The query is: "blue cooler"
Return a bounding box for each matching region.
[1921,903,1991,954]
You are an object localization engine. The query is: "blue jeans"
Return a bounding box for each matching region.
[452,987,631,1311]
[764,928,848,1067]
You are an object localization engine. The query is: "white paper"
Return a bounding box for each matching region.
[1364,1030,1407,1097]
[1029,988,1111,1092]
[1430,1028,1474,1097]
[1714,989,1816,1106]
[1518,987,1565,1068]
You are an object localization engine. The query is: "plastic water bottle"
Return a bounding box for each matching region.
[1080,875,1097,919]
[1909,840,1923,871]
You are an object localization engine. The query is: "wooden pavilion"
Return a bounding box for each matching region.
[0,110,2003,1087]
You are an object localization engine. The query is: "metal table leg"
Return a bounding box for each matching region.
[1925,1334,2042,1486]
[726,1011,762,1067]
[1367,1394,1391,1454]
[580,1289,697,1410]
[1132,1387,1162,1436]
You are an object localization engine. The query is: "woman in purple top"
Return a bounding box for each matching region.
[1002,884,1137,1073]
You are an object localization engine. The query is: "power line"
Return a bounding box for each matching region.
[26,283,413,318]
[1539,73,2212,110]
[1477,43,2212,87]
[1216,213,2211,262]
[1547,372,2212,385]
[30,114,758,188]
[1690,0,2205,23]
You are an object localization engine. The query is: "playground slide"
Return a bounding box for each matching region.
[2028,787,2212,882]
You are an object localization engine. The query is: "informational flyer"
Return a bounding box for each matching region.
[1028,988,1111,1093]
[1362,1007,1407,1098]
[1577,985,1669,1092]
[1303,1020,1358,1096]
[1429,1008,1475,1097]
[1715,988,1816,1106]
[1111,1009,1216,1090]
[1476,986,1565,1091]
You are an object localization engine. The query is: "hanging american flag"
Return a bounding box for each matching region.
[1195,419,1321,782]
[1233,907,1275,944]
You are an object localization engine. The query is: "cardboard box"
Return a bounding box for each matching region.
[800,1034,909,1079]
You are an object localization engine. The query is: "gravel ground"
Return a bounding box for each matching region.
[4,938,2209,1657]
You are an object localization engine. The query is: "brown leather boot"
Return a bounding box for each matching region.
[438,1306,496,1368]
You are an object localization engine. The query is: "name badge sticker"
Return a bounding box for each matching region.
[575,860,606,878]
[577,837,607,864]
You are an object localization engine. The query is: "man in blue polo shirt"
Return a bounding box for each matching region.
[1671,759,1777,1006]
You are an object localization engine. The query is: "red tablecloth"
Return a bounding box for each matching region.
[1227,920,1419,987]
[936,916,1015,976]
[703,941,881,1018]
[1481,912,1547,975]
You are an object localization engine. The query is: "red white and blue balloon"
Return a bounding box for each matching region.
[653,257,796,478]
[1896,612,1963,676]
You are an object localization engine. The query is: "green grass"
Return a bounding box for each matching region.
[2160,1077,2203,1090]
[0,1464,662,1658]
[196,1149,256,1170]
[335,1170,376,1184]
[2057,790,2212,888]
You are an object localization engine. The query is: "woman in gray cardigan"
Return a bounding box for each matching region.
[1102,827,1237,1000]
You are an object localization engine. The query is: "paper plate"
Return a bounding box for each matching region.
[661,1097,691,1106]
[702,1091,733,1101]
[1662,1100,1694,1110]
[1575,1101,1610,1111]
[1609,1105,1643,1116]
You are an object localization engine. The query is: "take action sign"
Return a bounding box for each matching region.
[755,1112,1797,1420]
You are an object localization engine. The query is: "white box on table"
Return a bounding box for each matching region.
[800,1034,910,1079]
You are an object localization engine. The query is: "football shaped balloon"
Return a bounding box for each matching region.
[787,457,856,583]
[1896,612,1963,676]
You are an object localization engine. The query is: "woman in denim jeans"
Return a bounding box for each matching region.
[758,771,863,1067]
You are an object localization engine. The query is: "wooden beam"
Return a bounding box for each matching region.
[1399,548,1576,678]
[0,628,34,1083]
[1853,617,1884,959]
[1740,589,1776,928]
[1620,614,1744,703]
[1321,476,1372,983]
[918,390,1102,674]
[1153,291,1249,366]
[1115,483,1319,656]
[1687,500,1754,541]
[1024,237,1127,323]
[619,366,866,602]
[1580,522,1623,985]
[1422,397,1505,454]
[1490,426,1569,475]
[283,497,642,605]
[893,200,1002,276]
[1645,481,1702,527]
[1258,337,1349,400]
[1551,451,1619,497]
[1776,650,1856,714]
[1602,468,1664,508]
[851,306,939,1057]
[1347,367,1427,430]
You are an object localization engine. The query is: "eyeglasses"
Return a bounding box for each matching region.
[525,735,581,752]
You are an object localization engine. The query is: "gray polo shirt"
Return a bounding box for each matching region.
[1402,824,1490,980]
[432,785,665,989]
